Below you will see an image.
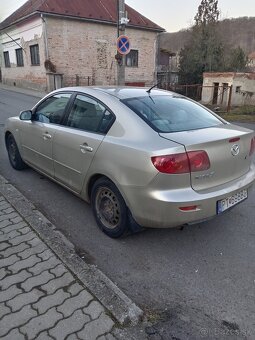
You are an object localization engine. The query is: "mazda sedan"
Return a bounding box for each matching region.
[5,87,255,237]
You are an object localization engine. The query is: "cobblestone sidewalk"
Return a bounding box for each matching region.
[0,195,118,340]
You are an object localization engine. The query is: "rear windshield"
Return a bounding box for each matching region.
[121,95,223,133]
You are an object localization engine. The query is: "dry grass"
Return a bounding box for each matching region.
[206,105,255,123]
[218,113,255,122]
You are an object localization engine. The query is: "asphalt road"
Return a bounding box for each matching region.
[1,87,255,339]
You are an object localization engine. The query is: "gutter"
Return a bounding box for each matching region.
[0,12,39,32]
[0,11,164,33]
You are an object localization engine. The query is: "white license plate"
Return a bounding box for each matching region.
[217,189,248,214]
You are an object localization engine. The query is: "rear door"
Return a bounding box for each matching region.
[160,124,254,191]
[53,93,114,193]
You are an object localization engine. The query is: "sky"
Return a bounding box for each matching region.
[0,0,254,32]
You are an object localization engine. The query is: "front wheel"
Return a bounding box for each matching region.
[6,134,27,170]
[91,178,128,238]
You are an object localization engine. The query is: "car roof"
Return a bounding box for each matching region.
[54,86,176,100]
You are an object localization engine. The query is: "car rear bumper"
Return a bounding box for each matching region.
[124,163,255,228]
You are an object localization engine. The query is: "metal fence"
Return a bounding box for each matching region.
[59,74,255,113]
[62,75,94,87]
[158,83,255,112]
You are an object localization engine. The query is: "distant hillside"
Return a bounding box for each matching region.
[160,17,255,55]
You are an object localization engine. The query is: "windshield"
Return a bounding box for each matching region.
[122,95,223,133]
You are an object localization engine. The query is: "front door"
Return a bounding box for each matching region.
[19,92,72,177]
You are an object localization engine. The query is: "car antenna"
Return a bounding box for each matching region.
[146,83,160,94]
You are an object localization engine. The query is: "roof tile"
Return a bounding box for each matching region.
[0,0,164,31]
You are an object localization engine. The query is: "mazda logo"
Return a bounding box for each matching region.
[231,144,240,156]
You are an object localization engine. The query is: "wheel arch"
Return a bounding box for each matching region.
[87,174,106,202]
[87,173,143,236]
[5,131,12,147]
[85,173,130,208]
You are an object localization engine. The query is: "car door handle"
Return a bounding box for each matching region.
[42,132,52,140]
[80,144,93,153]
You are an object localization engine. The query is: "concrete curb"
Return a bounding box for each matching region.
[0,83,46,98]
[0,174,143,326]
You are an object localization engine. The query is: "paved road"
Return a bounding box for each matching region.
[1,87,255,339]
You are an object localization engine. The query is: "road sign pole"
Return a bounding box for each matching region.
[117,0,125,86]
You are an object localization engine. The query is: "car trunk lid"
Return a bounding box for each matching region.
[159,124,254,191]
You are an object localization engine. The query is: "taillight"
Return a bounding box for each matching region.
[151,153,189,174]
[249,137,255,156]
[187,151,210,172]
[151,151,210,174]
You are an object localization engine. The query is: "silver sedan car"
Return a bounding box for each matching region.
[4,87,255,237]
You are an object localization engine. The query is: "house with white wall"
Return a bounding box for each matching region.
[0,0,164,92]
[247,52,255,72]
[201,72,255,107]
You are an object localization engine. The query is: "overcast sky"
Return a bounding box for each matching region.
[0,0,254,32]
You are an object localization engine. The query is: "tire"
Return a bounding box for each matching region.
[6,134,27,170]
[91,177,128,238]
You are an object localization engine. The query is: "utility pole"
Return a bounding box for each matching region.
[116,0,126,86]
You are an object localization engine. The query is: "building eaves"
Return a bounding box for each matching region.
[203,72,236,78]
[203,72,255,80]
[0,0,164,32]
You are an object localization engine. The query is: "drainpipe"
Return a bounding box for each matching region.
[41,14,49,60]
[41,14,51,92]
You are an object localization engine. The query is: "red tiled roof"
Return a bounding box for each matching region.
[0,0,164,31]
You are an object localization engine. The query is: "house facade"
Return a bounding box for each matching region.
[157,48,179,88]
[247,52,255,72]
[201,72,255,107]
[0,0,164,92]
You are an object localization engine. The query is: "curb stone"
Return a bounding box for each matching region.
[0,174,143,326]
[0,83,46,99]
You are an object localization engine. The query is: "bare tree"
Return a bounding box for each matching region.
[178,0,247,85]
[194,0,220,25]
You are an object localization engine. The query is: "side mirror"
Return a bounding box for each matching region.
[20,110,32,120]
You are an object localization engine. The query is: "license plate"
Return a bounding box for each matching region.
[217,189,248,214]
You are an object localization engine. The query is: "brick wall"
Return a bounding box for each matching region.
[46,17,157,86]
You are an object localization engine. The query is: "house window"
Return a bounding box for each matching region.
[125,50,138,67]
[30,44,40,65]
[16,48,24,67]
[236,86,241,93]
[3,51,11,67]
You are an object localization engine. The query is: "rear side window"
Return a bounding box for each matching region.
[66,94,114,134]
[122,95,223,133]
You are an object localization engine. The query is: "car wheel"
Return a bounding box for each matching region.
[91,178,128,238]
[6,134,27,170]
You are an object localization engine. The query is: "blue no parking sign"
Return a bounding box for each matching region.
[117,35,131,55]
